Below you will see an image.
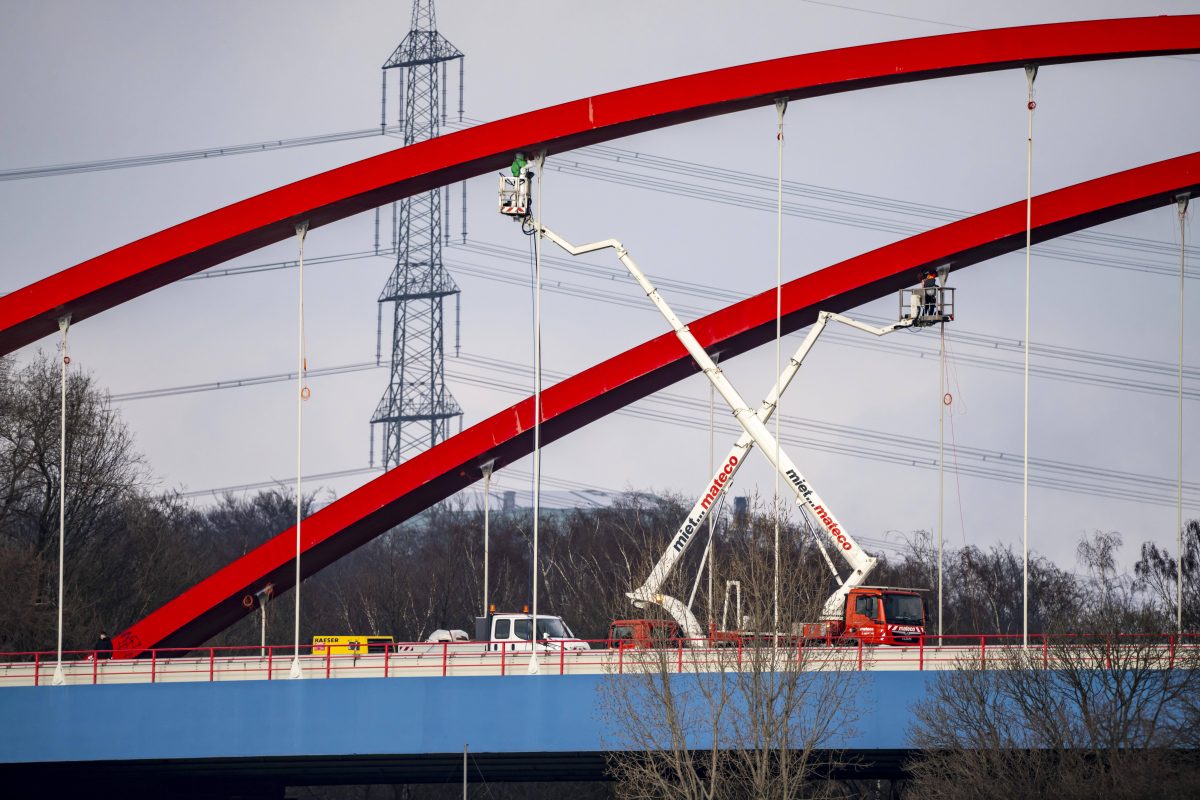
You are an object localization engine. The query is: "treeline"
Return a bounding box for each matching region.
[1,354,1196,655]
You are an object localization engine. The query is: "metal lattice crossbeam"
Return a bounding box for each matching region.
[383,30,463,69]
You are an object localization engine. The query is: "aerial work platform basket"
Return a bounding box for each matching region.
[900,285,955,327]
[499,174,532,218]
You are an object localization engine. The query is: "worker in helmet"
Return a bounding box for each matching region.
[500,153,532,217]
[510,152,528,177]
[920,268,939,318]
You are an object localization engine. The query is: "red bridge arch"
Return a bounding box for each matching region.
[0,17,1196,653]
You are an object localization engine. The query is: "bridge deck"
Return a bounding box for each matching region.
[1,643,1190,789]
[1,640,1190,687]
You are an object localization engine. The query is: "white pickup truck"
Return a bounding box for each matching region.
[424,610,591,654]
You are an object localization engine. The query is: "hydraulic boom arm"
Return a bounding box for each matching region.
[537,225,893,624]
[627,311,918,634]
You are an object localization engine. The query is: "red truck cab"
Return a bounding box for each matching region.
[803,587,926,645]
[609,619,683,649]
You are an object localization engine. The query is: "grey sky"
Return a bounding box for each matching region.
[2,0,1198,576]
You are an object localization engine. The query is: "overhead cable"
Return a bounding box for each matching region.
[118,349,1199,510]
[0,126,400,182]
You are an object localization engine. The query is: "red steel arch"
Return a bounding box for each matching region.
[0,18,1195,653]
[119,152,1200,654]
[2,15,1198,354]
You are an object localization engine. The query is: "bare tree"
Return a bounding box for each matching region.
[872,533,1080,637]
[0,354,145,563]
[907,641,1200,799]
[0,354,182,652]
[906,532,1200,799]
[1135,519,1199,631]
[600,500,857,799]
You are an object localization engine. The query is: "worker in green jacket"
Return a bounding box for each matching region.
[510,152,528,177]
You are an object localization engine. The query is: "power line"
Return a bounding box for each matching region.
[0,126,400,182]
[9,114,1195,278]
[15,117,1194,507]
[178,463,610,501]
[800,0,972,30]
[110,359,382,401]
[125,259,1200,406]
[120,348,1199,510]
[177,467,379,499]
[543,153,1199,280]
[570,140,1200,263]
[793,2,1200,64]
[216,233,1196,396]
[444,352,1200,506]
[182,248,391,281]
[442,244,1200,401]
[455,237,1199,375]
[115,242,1200,405]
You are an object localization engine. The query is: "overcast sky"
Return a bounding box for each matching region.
[2,0,1198,577]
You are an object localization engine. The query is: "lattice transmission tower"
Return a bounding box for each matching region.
[371,0,464,469]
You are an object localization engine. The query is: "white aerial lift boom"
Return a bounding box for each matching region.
[500,164,952,645]
[626,310,940,643]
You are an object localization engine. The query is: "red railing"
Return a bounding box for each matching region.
[1,632,1195,687]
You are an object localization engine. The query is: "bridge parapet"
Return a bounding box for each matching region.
[2,634,1193,688]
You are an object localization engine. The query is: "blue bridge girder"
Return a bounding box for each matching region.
[1,671,934,788]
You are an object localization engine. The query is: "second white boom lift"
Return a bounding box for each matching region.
[501,164,953,644]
